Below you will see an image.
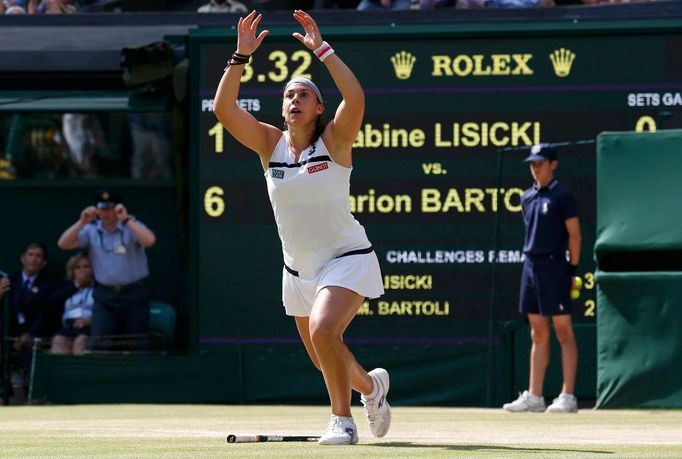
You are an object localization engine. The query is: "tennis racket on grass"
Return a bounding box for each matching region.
[227,434,321,443]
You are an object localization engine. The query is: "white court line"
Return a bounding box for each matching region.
[63,427,221,436]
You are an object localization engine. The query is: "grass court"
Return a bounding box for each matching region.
[1,404,681,458]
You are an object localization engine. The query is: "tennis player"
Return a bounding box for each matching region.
[213,10,391,445]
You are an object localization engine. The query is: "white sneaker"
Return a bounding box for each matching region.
[318,415,358,445]
[502,390,546,413]
[361,368,391,437]
[546,393,578,413]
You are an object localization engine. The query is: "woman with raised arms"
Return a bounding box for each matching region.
[213,10,391,445]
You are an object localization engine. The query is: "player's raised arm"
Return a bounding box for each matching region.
[292,10,364,166]
[213,11,281,162]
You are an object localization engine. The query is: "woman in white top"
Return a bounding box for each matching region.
[214,10,391,445]
[49,252,94,355]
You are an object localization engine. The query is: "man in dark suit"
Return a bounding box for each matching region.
[2,242,55,400]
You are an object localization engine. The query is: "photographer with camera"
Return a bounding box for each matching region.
[57,190,156,352]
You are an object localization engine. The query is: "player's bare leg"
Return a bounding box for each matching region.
[295,315,373,396]
[307,286,366,416]
[296,308,391,437]
[528,313,551,397]
[552,314,577,395]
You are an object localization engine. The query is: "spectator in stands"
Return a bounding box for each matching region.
[0,276,9,300]
[357,0,411,10]
[198,0,247,13]
[456,0,553,7]
[48,252,94,355]
[1,0,19,14]
[1,0,26,12]
[314,0,360,9]
[57,190,156,352]
[36,0,78,13]
[503,144,581,414]
[2,242,55,401]
[418,0,454,9]
[62,113,107,177]
[3,4,27,13]
[6,0,35,13]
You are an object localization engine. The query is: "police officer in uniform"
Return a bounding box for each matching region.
[57,191,156,351]
[503,144,582,413]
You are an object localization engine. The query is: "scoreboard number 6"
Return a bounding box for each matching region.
[204,186,225,217]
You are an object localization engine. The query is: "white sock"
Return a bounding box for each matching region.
[364,375,380,400]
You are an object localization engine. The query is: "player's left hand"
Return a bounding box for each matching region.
[292,10,322,50]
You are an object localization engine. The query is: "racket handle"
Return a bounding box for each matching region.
[227,435,260,443]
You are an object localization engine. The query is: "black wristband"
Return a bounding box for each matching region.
[225,52,250,71]
[570,264,578,276]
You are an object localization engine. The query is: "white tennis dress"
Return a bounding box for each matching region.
[265,133,384,316]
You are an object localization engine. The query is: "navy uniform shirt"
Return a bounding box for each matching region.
[522,179,578,256]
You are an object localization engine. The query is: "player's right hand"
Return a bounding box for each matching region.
[236,10,269,56]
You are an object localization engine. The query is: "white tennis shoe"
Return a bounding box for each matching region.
[503,390,546,413]
[361,368,392,437]
[546,393,578,413]
[318,415,358,445]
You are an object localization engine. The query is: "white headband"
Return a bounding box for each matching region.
[284,77,324,104]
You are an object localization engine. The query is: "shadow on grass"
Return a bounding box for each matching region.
[370,443,613,454]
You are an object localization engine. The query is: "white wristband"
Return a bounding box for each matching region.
[313,41,335,62]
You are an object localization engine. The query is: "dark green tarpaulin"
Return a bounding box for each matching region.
[596,271,682,408]
[595,130,682,408]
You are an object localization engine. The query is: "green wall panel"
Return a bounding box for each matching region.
[596,271,682,408]
[596,130,682,257]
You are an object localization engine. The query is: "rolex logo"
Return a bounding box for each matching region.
[549,48,575,78]
[391,51,416,80]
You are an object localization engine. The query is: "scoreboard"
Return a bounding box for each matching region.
[188,21,682,346]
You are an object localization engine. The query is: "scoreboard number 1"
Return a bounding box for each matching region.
[204,186,226,217]
[208,122,224,154]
